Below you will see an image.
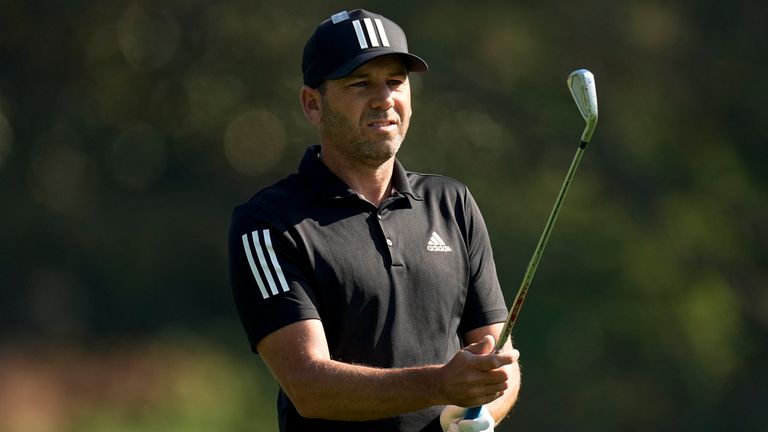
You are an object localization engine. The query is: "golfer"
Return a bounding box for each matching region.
[229,9,520,432]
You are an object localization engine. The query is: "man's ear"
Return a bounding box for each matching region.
[299,85,323,126]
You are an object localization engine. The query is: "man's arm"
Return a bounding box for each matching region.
[257,318,515,421]
[462,323,521,425]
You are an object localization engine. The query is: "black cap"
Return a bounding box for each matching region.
[302,9,428,88]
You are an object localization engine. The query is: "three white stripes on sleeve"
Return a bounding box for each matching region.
[242,230,290,299]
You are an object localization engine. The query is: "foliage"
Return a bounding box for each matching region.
[1,0,766,430]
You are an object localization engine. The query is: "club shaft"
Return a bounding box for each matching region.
[464,141,589,421]
[493,140,587,352]
[466,70,595,422]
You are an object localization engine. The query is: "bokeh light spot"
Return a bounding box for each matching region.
[224,110,286,176]
[184,73,246,130]
[628,3,683,50]
[117,4,181,70]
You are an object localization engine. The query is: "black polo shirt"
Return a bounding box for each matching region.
[229,145,507,432]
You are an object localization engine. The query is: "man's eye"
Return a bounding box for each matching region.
[350,81,367,88]
[388,80,404,87]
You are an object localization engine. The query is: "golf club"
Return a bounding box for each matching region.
[464,69,598,420]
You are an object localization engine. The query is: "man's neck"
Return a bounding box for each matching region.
[319,149,395,208]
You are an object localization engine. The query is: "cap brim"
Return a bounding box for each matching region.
[324,50,428,81]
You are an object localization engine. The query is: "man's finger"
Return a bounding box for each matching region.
[463,335,495,355]
[472,353,514,371]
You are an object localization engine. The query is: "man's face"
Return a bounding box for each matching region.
[318,55,412,167]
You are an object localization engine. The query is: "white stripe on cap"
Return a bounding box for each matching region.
[363,18,379,47]
[374,19,390,47]
[352,20,368,49]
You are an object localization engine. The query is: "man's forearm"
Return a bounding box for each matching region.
[259,320,514,422]
[285,358,445,421]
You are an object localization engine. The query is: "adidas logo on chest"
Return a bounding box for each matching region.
[427,231,452,252]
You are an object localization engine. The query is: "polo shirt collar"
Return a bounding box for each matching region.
[298,145,423,201]
[391,157,423,201]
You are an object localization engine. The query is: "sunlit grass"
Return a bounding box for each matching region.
[0,338,277,432]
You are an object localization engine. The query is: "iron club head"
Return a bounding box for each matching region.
[567,69,598,143]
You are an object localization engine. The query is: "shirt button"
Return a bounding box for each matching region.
[377,214,383,220]
[386,238,393,247]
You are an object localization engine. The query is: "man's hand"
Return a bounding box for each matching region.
[436,335,517,407]
[440,405,494,432]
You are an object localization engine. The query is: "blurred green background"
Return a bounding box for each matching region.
[1,0,766,431]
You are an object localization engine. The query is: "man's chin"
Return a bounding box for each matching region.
[359,142,401,166]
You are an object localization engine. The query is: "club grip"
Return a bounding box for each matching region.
[464,406,482,419]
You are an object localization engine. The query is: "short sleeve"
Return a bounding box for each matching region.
[229,205,320,353]
[458,188,508,334]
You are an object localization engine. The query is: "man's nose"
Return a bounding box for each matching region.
[369,84,394,110]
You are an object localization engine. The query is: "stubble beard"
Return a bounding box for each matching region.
[319,104,408,168]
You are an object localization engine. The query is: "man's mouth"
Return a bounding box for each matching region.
[366,119,397,129]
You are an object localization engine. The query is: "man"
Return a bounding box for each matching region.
[229,9,521,432]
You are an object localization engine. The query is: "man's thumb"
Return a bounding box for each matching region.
[464,335,495,355]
